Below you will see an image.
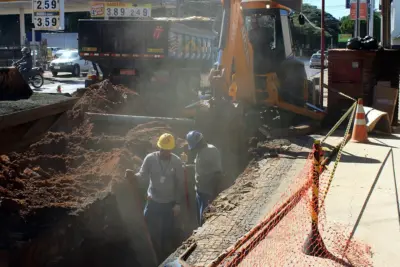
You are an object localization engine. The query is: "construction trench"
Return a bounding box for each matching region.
[0,74,322,267]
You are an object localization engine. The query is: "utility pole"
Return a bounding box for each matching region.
[382,0,391,48]
[319,0,325,107]
[354,0,361,37]
[368,0,374,36]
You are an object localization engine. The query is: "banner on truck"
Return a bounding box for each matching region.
[89,2,151,18]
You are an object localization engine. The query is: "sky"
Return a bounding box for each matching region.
[303,0,351,19]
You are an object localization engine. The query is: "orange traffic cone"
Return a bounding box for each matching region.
[57,85,62,93]
[351,98,369,143]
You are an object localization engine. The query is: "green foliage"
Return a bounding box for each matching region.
[291,4,340,53]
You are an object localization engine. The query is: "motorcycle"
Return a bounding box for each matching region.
[12,61,44,89]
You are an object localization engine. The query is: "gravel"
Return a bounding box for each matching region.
[0,93,72,115]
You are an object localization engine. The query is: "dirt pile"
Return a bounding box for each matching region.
[66,79,144,129]
[0,78,185,248]
[0,79,190,266]
[0,121,182,216]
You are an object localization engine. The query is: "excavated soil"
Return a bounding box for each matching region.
[0,79,186,266]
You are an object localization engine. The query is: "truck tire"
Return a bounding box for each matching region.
[72,64,80,77]
[52,71,58,77]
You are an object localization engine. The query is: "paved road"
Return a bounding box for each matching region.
[301,58,322,78]
[31,72,85,95]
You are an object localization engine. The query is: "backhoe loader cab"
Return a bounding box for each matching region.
[212,0,323,121]
[243,8,293,74]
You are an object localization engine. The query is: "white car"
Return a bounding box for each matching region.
[49,50,91,77]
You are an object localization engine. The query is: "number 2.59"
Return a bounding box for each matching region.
[35,0,58,10]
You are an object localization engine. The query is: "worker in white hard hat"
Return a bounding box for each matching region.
[186,130,223,226]
[125,133,184,261]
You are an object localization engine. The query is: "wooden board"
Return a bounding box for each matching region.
[372,82,399,124]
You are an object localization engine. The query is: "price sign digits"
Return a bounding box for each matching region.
[103,6,151,17]
[35,16,58,28]
[35,0,58,11]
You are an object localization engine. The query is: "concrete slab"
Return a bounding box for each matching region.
[324,134,400,266]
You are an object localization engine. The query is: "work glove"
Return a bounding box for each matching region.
[172,204,181,217]
[125,169,136,182]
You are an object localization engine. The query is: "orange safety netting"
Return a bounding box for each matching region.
[212,142,373,267]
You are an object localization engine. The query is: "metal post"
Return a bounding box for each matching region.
[355,0,361,37]
[382,0,391,48]
[32,28,36,66]
[319,0,325,107]
[369,0,375,36]
[302,140,329,257]
[19,8,25,46]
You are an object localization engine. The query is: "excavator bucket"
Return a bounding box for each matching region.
[0,67,33,101]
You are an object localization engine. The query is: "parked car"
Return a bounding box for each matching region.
[316,50,328,56]
[47,47,62,58]
[309,53,328,68]
[53,49,72,59]
[84,63,103,87]
[49,50,91,77]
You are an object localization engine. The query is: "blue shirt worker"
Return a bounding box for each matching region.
[186,131,223,226]
[126,133,184,262]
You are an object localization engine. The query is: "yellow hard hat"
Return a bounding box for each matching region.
[157,133,176,150]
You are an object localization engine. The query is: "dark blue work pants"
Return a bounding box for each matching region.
[196,191,213,226]
[143,199,175,262]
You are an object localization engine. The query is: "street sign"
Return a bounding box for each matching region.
[89,2,151,18]
[338,34,352,42]
[350,0,368,20]
[32,0,65,30]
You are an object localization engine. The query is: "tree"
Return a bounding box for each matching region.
[291,4,340,54]
[339,12,381,41]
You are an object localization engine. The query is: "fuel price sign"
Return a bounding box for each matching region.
[32,0,65,30]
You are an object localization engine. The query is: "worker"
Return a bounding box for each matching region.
[14,47,33,81]
[125,133,184,261]
[186,131,223,226]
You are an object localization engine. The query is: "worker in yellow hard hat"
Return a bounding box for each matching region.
[125,133,184,261]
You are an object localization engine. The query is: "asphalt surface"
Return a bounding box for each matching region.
[32,71,86,95]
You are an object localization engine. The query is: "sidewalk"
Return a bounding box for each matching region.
[323,133,400,266]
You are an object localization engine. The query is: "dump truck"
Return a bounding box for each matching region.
[78,17,217,113]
